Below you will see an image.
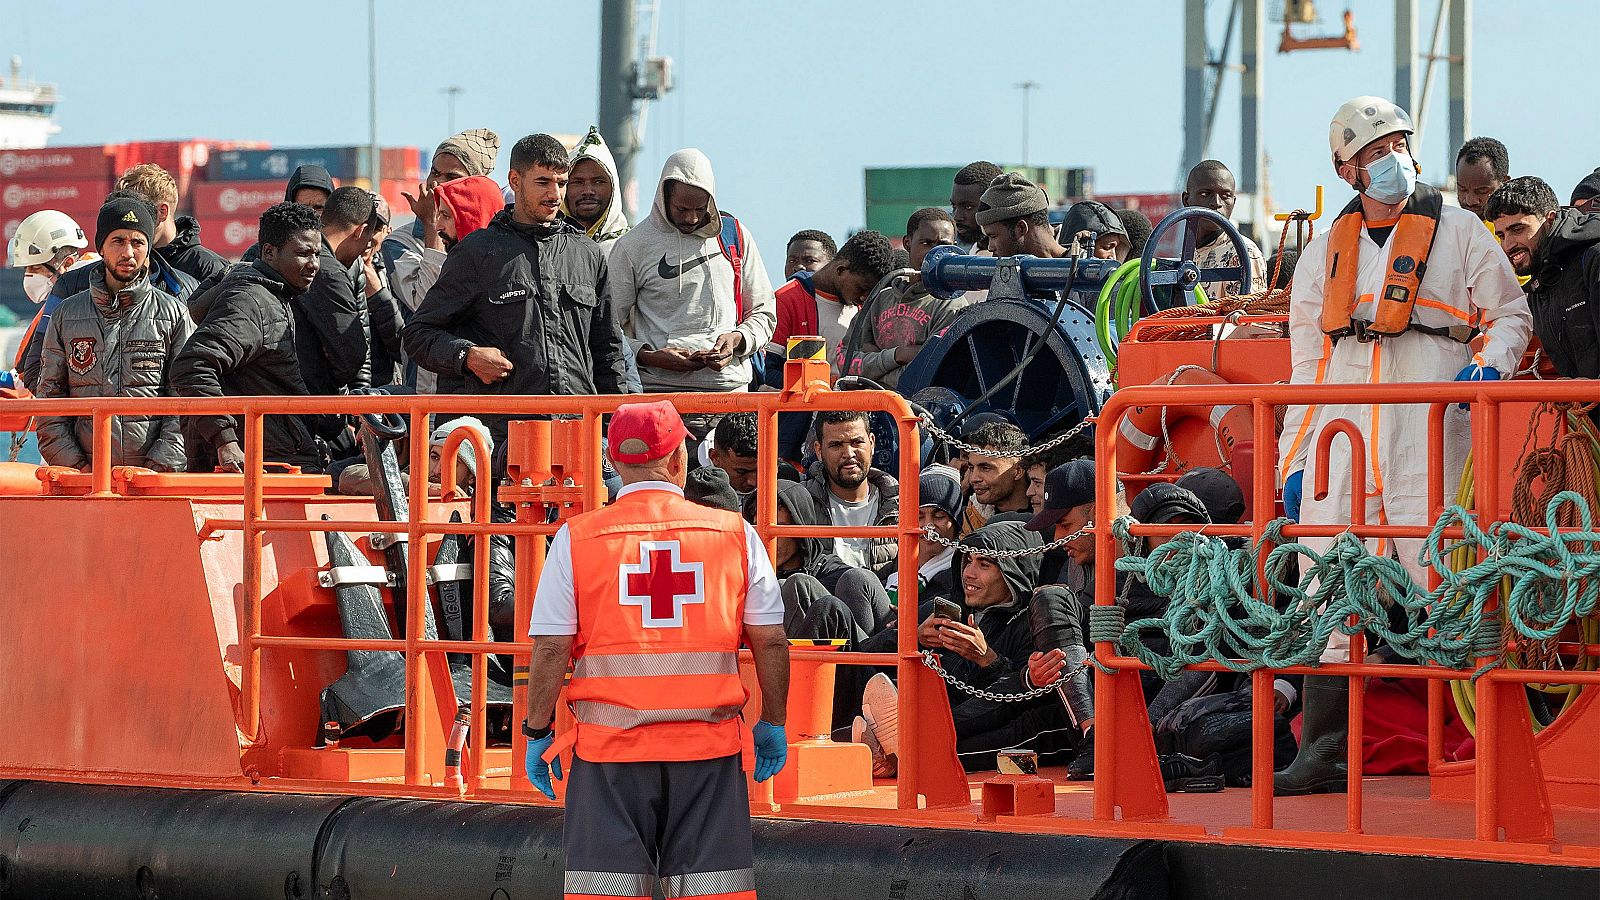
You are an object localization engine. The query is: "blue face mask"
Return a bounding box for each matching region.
[1361,150,1417,205]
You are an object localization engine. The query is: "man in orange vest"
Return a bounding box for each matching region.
[523,398,790,900]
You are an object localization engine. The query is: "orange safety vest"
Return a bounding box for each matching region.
[1321,182,1454,341]
[564,487,750,763]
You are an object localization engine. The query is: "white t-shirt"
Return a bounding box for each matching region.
[528,481,784,635]
[827,488,879,569]
[813,294,856,377]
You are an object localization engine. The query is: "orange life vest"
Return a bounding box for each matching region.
[565,487,750,763]
[1321,182,1451,341]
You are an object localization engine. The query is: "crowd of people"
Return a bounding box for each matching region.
[7,99,1599,788]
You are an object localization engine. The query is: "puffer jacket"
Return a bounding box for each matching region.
[802,460,901,570]
[35,269,193,471]
[25,255,197,391]
[160,216,230,287]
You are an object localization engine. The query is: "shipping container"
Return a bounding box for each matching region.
[863,164,1094,236]
[380,147,425,183]
[0,146,115,181]
[207,147,362,182]
[1090,192,1180,225]
[195,216,259,259]
[191,181,284,218]
[1,179,111,213]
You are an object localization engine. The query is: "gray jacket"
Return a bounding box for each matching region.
[802,461,901,571]
[36,270,194,471]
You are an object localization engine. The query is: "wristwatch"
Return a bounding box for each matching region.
[522,720,553,740]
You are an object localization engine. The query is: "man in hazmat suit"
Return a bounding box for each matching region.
[1275,97,1530,795]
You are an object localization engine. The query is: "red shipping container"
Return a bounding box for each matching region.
[1090,192,1180,225]
[0,146,116,181]
[380,147,424,183]
[196,216,259,258]
[1,179,111,214]
[191,181,283,218]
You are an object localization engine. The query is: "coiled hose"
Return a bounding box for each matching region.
[1094,259,1208,362]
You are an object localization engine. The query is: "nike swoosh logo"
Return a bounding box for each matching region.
[658,252,720,280]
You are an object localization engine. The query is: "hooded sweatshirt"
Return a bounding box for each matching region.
[942,520,1043,688]
[283,165,335,202]
[561,126,631,255]
[838,273,970,387]
[608,149,777,392]
[1525,208,1600,379]
[435,176,505,244]
[753,480,859,594]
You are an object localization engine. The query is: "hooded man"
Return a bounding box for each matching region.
[882,463,963,603]
[754,479,893,642]
[1486,176,1600,380]
[608,149,777,432]
[402,133,631,452]
[173,202,331,473]
[1275,96,1530,797]
[35,197,193,472]
[838,207,968,389]
[561,126,630,255]
[1573,168,1600,215]
[1059,199,1131,262]
[233,165,338,272]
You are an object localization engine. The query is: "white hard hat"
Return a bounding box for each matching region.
[9,209,88,268]
[1329,96,1415,163]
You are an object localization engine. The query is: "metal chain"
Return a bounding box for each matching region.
[922,416,1094,460]
[920,648,1092,702]
[920,524,1090,558]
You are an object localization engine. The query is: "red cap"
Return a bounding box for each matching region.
[608,400,689,463]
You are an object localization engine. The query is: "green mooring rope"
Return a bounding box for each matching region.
[1104,491,1600,681]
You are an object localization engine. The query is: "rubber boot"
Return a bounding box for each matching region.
[1273,676,1349,796]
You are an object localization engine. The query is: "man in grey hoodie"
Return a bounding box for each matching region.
[608,149,776,434]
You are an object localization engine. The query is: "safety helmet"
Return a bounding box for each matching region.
[9,210,88,268]
[1328,96,1415,163]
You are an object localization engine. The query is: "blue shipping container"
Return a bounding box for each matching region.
[209,147,362,182]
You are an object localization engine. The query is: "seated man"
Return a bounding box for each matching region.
[705,411,759,498]
[881,464,963,606]
[805,410,900,571]
[962,420,1032,520]
[755,479,893,641]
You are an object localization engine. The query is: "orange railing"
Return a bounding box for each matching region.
[1092,378,1600,853]
[4,386,929,801]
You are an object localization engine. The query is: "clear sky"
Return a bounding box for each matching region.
[8,0,1595,252]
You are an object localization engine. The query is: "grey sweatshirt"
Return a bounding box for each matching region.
[837,274,971,387]
[608,149,777,392]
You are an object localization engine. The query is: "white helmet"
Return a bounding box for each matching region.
[9,209,88,268]
[1329,96,1415,163]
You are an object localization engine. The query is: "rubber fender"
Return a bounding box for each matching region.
[0,781,349,900]
[749,819,1167,900]
[313,796,565,899]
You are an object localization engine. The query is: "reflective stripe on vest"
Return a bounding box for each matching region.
[661,868,757,899]
[572,700,744,730]
[572,650,739,679]
[1321,181,1446,340]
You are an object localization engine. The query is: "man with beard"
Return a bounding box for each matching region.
[36,197,192,472]
[388,127,501,302]
[173,202,329,472]
[950,161,1003,253]
[1181,160,1267,299]
[561,126,631,256]
[1487,176,1600,379]
[403,134,631,451]
[803,410,900,571]
[1454,137,1510,221]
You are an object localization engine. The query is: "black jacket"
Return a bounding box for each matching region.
[802,461,901,570]
[759,480,862,594]
[26,257,197,391]
[161,216,230,287]
[939,521,1043,689]
[171,261,327,470]
[363,260,405,388]
[401,210,630,411]
[1526,209,1600,379]
[295,237,371,395]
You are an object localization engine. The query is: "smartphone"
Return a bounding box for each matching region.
[932,598,964,622]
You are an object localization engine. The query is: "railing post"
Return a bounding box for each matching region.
[403,404,433,787]
[1249,399,1276,829]
[239,407,266,744]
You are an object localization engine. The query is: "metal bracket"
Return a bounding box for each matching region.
[319,565,396,588]
[369,532,409,551]
[426,563,473,585]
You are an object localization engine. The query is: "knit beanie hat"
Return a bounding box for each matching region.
[685,466,741,512]
[1571,167,1600,206]
[429,416,493,478]
[96,197,156,251]
[434,128,502,178]
[976,173,1049,226]
[918,463,965,525]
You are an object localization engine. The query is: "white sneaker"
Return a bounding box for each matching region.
[861,672,900,758]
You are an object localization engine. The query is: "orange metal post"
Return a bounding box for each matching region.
[90,410,113,495]
[1249,399,1277,829]
[438,423,494,793]
[239,408,266,743]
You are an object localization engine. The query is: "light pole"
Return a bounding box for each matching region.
[442,85,462,135]
[367,0,379,184]
[1014,80,1040,167]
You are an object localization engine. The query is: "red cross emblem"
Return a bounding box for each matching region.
[619,541,705,628]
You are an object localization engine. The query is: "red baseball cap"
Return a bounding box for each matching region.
[608,399,690,463]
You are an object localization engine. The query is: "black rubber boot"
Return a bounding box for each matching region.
[1273,676,1350,796]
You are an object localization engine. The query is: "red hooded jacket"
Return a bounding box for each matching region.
[436,175,506,242]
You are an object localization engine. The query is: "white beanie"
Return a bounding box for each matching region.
[430,416,493,478]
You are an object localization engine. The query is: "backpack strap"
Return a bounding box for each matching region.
[718,212,745,321]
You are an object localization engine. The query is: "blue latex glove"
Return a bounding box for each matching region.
[1454,363,1501,410]
[526,733,561,800]
[1282,469,1304,522]
[752,720,788,783]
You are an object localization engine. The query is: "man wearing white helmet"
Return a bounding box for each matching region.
[8,210,94,382]
[1274,97,1530,796]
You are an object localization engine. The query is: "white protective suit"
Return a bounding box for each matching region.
[1277,197,1530,662]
